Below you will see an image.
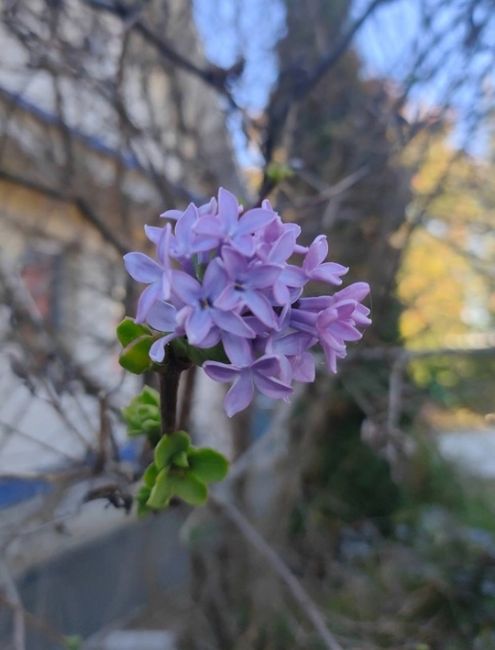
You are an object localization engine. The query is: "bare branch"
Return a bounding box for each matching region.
[83,0,241,107]
[209,493,344,650]
[0,169,129,256]
[0,561,26,650]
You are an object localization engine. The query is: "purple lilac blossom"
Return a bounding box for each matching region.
[123,187,371,416]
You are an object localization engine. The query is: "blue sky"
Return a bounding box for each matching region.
[194,0,494,163]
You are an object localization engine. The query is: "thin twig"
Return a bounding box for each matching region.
[208,493,344,650]
[0,561,26,650]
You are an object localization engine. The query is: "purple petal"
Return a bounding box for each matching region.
[162,272,171,301]
[279,265,306,288]
[173,271,202,304]
[270,332,313,356]
[203,259,228,300]
[273,281,290,305]
[236,208,275,236]
[185,308,213,345]
[123,252,162,283]
[353,304,372,326]
[251,354,280,375]
[221,247,248,278]
[200,329,221,348]
[310,262,348,285]
[224,372,254,417]
[194,215,224,238]
[157,223,172,266]
[135,282,161,323]
[243,291,277,328]
[336,300,359,319]
[198,197,217,215]
[192,236,219,253]
[291,352,316,383]
[221,332,254,366]
[251,355,281,375]
[303,235,328,272]
[331,322,363,341]
[210,309,255,338]
[298,296,333,311]
[174,203,197,253]
[322,343,345,374]
[253,373,292,401]
[218,187,240,231]
[335,282,370,302]
[268,230,297,264]
[248,264,281,289]
[160,209,183,220]
[230,234,255,257]
[318,326,346,353]
[203,361,240,383]
[214,285,241,311]
[149,333,176,363]
[316,307,339,328]
[146,300,177,332]
[144,225,163,245]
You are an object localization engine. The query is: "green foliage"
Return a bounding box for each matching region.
[314,418,403,530]
[122,386,161,444]
[265,161,294,184]
[188,447,229,483]
[138,431,229,513]
[64,636,82,650]
[118,320,230,513]
[116,317,152,347]
[116,318,229,376]
[143,461,158,487]
[147,467,173,509]
[135,484,152,517]
[154,430,191,470]
[117,318,155,374]
[401,435,495,535]
[168,472,208,506]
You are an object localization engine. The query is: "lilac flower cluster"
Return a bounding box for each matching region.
[124,188,371,416]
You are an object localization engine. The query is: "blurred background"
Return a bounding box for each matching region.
[0,0,495,648]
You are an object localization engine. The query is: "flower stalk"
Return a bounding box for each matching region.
[157,345,190,435]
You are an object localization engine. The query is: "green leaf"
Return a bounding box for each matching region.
[122,388,160,439]
[172,450,189,468]
[136,485,152,516]
[143,462,158,488]
[119,335,154,374]
[188,448,229,483]
[168,472,207,506]
[116,317,152,347]
[154,431,191,470]
[146,468,172,509]
[136,404,160,423]
[135,386,159,406]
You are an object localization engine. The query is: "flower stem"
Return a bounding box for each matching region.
[158,344,191,435]
[159,364,181,435]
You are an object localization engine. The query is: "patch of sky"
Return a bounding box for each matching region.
[193,0,286,167]
[193,0,286,113]
[352,0,494,158]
